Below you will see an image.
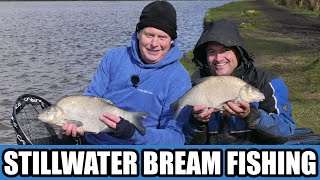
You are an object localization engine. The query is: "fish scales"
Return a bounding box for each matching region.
[171,76,265,119]
[38,96,147,134]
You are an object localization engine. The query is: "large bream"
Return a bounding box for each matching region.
[171,76,265,119]
[38,96,147,134]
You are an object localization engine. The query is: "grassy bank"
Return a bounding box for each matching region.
[180,0,320,133]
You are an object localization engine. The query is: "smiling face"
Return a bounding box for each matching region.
[137,27,173,64]
[206,41,238,76]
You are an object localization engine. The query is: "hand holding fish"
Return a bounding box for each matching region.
[223,99,251,119]
[224,99,261,129]
[62,123,84,137]
[100,112,136,140]
[38,96,147,136]
[192,105,219,123]
[171,76,265,119]
[100,112,121,128]
[61,112,137,139]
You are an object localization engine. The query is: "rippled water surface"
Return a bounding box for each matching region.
[0,1,231,144]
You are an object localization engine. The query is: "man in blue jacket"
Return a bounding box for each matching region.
[182,19,295,144]
[62,1,192,144]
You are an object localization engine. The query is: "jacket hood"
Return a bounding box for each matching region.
[195,19,244,49]
[130,32,182,69]
[192,19,255,82]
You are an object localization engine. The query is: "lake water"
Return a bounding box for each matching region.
[0,0,232,144]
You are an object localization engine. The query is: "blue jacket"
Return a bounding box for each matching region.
[83,33,192,145]
[183,19,295,144]
[182,69,296,145]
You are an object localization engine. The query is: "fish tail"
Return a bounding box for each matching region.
[171,100,183,120]
[129,112,148,135]
[170,100,179,110]
[173,107,183,120]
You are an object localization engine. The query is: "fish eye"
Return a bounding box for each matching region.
[45,111,52,116]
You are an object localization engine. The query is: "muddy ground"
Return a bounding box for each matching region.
[251,0,320,54]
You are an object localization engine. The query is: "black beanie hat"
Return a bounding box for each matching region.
[136,1,177,39]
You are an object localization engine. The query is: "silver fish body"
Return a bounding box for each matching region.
[38,95,147,134]
[171,76,265,119]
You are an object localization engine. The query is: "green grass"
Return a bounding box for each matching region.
[180,50,197,75]
[244,35,301,57]
[205,0,266,32]
[181,0,320,133]
[262,55,320,132]
[205,1,254,21]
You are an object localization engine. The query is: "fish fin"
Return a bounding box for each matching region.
[57,131,63,139]
[210,105,224,111]
[214,107,224,111]
[229,97,241,104]
[64,119,83,127]
[212,103,225,111]
[234,97,242,104]
[171,99,184,120]
[173,107,184,120]
[216,99,241,111]
[129,112,148,135]
[102,99,115,106]
[52,124,63,139]
[170,100,179,110]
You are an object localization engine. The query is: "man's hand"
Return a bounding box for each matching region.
[223,99,251,119]
[223,99,261,129]
[100,112,136,140]
[192,105,218,123]
[62,123,84,137]
[100,112,121,128]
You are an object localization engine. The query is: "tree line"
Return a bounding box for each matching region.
[275,0,320,11]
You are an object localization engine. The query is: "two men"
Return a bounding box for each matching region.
[64,1,295,145]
